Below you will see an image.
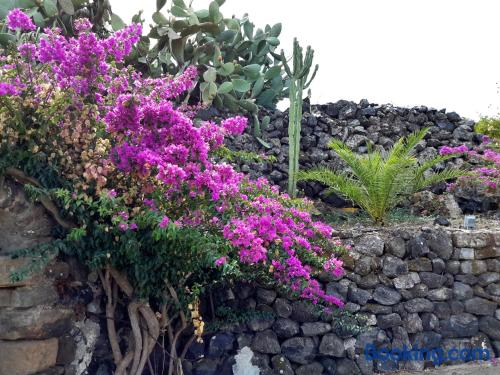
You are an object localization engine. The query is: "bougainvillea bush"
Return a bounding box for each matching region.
[440,140,499,207]
[0,10,345,374]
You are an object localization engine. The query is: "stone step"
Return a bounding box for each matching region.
[0,338,58,375]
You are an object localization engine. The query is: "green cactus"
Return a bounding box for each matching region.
[281,38,318,198]
[132,0,287,143]
[0,0,113,40]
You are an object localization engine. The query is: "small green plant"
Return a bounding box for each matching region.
[281,38,318,198]
[475,116,500,149]
[298,128,466,225]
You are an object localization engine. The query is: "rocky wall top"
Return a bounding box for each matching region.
[224,99,483,206]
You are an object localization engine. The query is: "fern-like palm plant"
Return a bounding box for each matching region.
[298,128,466,225]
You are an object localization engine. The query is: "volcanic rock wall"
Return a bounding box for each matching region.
[225,99,483,206]
[188,225,500,375]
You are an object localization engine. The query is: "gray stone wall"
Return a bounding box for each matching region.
[189,226,500,375]
[0,180,98,375]
[224,100,483,206]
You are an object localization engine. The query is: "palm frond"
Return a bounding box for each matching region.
[413,169,469,191]
[303,129,464,224]
[297,168,366,206]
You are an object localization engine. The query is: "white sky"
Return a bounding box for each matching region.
[112,0,500,120]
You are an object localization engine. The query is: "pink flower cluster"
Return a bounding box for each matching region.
[439,142,499,192]
[439,145,469,155]
[1,16,347,309]
[35,20,141,95]
[6,9,36,32]
[0,82,19,96]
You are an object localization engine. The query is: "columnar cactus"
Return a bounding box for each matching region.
[281,38,318,198]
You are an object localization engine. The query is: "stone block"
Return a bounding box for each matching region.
[0,306,73,340]
[0,338,58,375]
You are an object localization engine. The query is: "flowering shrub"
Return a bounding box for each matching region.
[0,9,346,355]
[440,139,499,198]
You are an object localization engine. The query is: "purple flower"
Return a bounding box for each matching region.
[129,223,138,230]
[6,9,36,32]
[159,216,170,229]
[18,43,36,59]
[0,82,19,96]
[221,116,248,135]
[215,256,227,267]
[118,222,129,231]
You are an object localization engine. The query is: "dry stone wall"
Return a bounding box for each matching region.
[0,179,98,375]
[224,99,485,209]
[189,225,500,375]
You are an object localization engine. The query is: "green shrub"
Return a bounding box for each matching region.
[475,116,500,140]
[298,128,466,225]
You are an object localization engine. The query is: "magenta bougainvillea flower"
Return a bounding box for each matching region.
[0,18,346,309]
[6,9,36,31]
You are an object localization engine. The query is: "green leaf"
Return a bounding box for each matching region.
[58,0,74,15]
[251,77,264,97]
[223,93,240,111]
[226,18,239,31]
[256,89,276,107]
[171,5,189,17]
[256,137,271,149]
[270,23,282,37]
[209,1,222,23]
[180,22,219,37]
[215,0,226,5]
[110,14,126,31]
[217,62,234,76]
[201,81,217,104]
[132,11,144,24]
[203,67,217,83]
[213,94,223,108]
[152,11,168,25]
[31,10,44,27]
[239,99,258,113]
[243,21,254,40]
[173,0,186,7]
[43,0,58,17]
[265,65,282,80]
[157,0,167,10]
[261,116,271,128]
[256,39,267,56]
[232,79,251,93]
[17,0,37,8]
[0,33,16,46]
[236,40,253,53]
[171,37,186,64]
[266,37,280,46]
[243,64,261,79]
[218,81,233,94]
[217,30,236,43]
[195,9,209,19]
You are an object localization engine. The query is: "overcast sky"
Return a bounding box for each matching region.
[112,0,500,120]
